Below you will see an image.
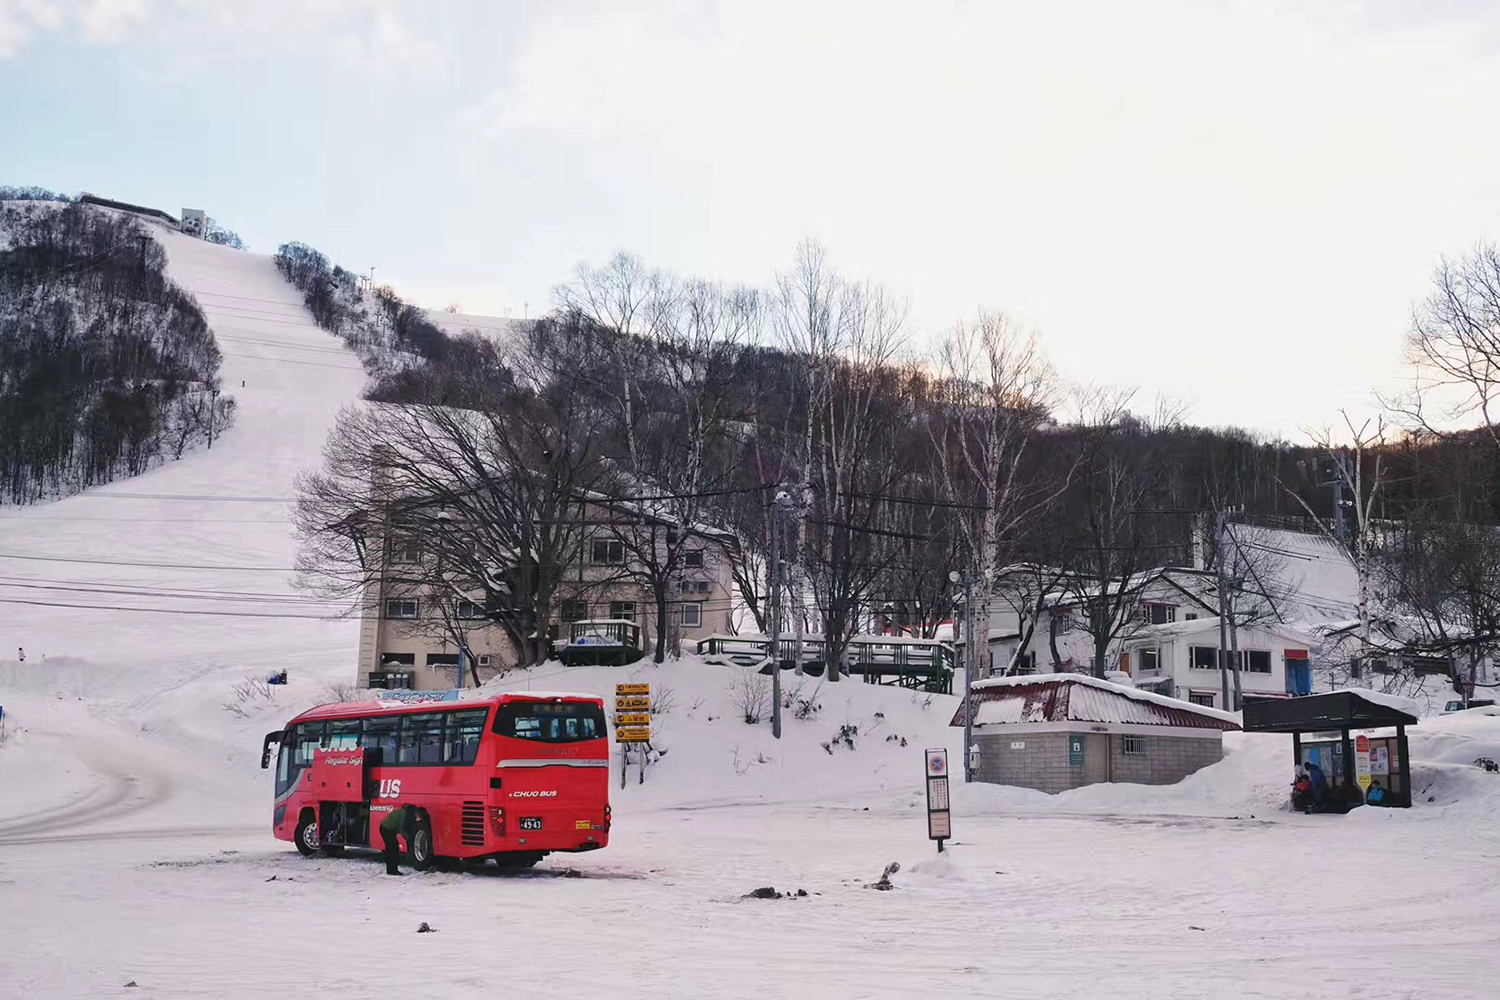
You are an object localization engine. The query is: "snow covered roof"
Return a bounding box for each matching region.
[955,673,1241,730]
[1125,618,1316,645]
[1327,687,1424,719]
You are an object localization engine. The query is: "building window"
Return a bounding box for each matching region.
[560,600,588,623]
[610,601,636,622]
[385,598,419,620]
[379,652,415,667]
[1185,613,1199,621]
[684,550,704,568]
[1243,649,1272,674]
[478,654,491,668]
[1189,692,1215,707]
[426,652,460,671]
[455,599,486,620]
[1139,603,1176,625]
[1190,646,1219,670]
[390,536,421,564]
[1409,655,1451,677]
[1139,648,1160,673]
[694,580,711,594]
[1123,735,1147,755]
[682,602,703,628]
[591,538,625,565]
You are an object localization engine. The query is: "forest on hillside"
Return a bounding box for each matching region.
[0,200,235,503]
[283,235,1500,699]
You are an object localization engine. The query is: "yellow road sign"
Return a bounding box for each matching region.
[615,683,650,696]
[616,712,651,726]
[615,696,651,711]
[615,726,652,743]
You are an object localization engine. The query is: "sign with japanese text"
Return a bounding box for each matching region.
[1355,734,1372,792]
[924,748,951,847]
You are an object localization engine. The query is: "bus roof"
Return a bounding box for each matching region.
[288,690,602,724]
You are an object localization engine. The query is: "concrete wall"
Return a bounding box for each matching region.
[971,727,1223,794]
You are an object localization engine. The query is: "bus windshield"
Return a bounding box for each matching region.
[494,701,606,743]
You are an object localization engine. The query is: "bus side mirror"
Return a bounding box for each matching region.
[261,730,283,769]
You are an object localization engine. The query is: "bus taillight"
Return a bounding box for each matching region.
[604,803,612,832]
[491,806,507,838]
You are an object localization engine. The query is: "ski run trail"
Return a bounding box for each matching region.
[2,228,1500,999]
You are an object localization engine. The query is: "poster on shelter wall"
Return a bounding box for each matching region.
[1371,746,1390,775]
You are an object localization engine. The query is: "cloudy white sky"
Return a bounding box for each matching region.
[5,0,1500,437]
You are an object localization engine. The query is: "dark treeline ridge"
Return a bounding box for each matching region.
[0,201,234,503]
[273,241,507,404]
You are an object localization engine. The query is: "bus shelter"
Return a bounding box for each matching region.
[1242,690,1418,809]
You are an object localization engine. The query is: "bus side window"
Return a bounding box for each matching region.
[445,709,487,765]
[362,717,398,760]
[328,719,361,749]
[277,725,296,787]
[416,712,445,764]
[397,715,422,765]
[295,723,326,765]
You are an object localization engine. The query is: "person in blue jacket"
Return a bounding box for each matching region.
[1306,759,1329,808]
[1366,779,1386,805]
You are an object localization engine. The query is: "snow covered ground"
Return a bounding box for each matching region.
[2,234,1499,998]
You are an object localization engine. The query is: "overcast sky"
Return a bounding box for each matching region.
[5,0,1500,438]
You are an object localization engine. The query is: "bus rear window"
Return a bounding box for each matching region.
[494,701,605,743]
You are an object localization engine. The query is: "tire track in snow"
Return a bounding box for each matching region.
[0,732,176,844]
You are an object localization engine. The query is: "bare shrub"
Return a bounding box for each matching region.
[324,682,359,704]
[650,683,676,716]
[223,675,277,716]
[730,670,771,725]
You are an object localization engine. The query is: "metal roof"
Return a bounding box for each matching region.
[952,675,1241,731]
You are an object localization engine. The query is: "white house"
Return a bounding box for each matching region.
[1119,618,1317,709]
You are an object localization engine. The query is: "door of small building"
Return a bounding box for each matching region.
[1083,733,1109,784]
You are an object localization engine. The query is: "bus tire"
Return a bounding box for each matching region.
[408,814,435,871]
[293,810,319,857]
[492,851,544,870]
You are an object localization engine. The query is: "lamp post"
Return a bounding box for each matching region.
[950,569,977,783]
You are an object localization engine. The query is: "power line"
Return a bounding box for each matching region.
[0,595,338,620]
[0,551,294,572]
[24,491,292,502]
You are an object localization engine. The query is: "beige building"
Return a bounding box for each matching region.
[355,502,737,690]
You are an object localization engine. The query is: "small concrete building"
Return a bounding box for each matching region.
[952,674,1240,794]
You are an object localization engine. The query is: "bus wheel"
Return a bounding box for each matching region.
[293,810,319,857]
[408,815,435,871]
[492,851,544,870]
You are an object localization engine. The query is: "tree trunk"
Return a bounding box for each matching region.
[1229,597,1243,710]
[1049,613,1065,671]
[654,588,669,664]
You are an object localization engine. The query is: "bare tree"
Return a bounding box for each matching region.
[292,362,615,671]
[928,312,1060,677]
[1281,411,1387,666]
[1405,245,1500,449]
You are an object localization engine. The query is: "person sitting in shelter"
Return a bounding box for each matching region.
[1305,759,1329,809]
[1366,778,1387,806]
[1292,766,1314,812]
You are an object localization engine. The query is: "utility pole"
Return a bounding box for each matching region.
[1331,456,1349,552]
[1216,509,1231,710]
[768,488,788,739]
[951,569,975,782]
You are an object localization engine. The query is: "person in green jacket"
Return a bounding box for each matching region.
[379,805,417,876]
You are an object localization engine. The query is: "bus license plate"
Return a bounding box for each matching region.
[520,817,543,831]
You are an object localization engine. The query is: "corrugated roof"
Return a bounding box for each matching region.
[951,674,1240,731]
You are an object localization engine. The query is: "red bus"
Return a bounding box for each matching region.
[261,692,610,870]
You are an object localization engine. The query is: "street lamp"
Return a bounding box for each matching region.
[950,569,978,783]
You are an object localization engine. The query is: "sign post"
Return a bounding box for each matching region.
[925,748,952,853]
[615,683,652,787]
[1355,734,1372,796]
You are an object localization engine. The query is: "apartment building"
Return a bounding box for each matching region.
[355,501,737,690]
